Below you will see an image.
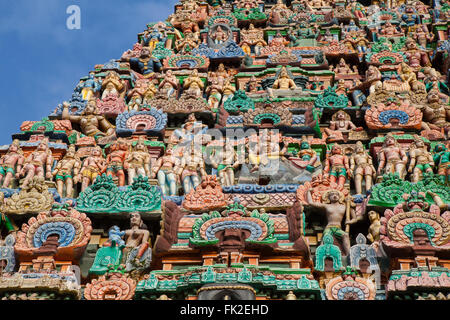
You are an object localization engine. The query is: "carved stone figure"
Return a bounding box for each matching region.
[0,140,24,188]
[79,146,106,191]
[151,148,179,196]
[106,139,129,186]
[176,145,206,194]
[407,136,434,182]
[350,142,376,195]
[52,145,81,198]
[19,140,53,189]
[125,138,151,185]
[323,144,350,188]
[211,142,240,186]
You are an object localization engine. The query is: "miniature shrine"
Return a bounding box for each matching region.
[0,0,449,301]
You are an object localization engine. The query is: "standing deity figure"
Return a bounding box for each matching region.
[79,146,106,191]
[408,136,434,182]
[350,142,376,195]
[176,145,207,194]
[366,211,381,244]
[419,88,450,134]
[127,79,147,111]
[151,148,179,196]
[122,212,151,269]
[404,37,431,69]
[211,26,230,44]
[142,27,167,51]
[206,79,223,110]
[0,140,24,188]
[76,72,102,101]
[124,138,151,185]
[62,99,116,140]
[52,145,81,198]
[183,69,204,98]
[433,143,449,185]
[122,47,162,78]
[20,140,53,189]
[306,189,355,256]
[211,142,240,186]
[105,139,129,186]
[323,144,350,188]
[377,134,408,179]
[158,70,179,99]
[208,63,231,87]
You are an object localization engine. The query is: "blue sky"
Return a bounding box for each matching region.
[0,0,176,145]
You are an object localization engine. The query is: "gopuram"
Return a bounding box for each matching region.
[0,0,449,301]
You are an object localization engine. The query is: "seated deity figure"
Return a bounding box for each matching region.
[365,65,382,94]
[407,136,434,183]
[105,139,129,186]
[124,138,151,185]
[221,78,236,104]
[412,24,434,49]
[101,71,124,100]
[122,47,162,78]
[19,139,53,189]
[269,0,293,25]
[330,58,358,75]
[158,70,179,99]
[210,142,240,186]
[122,212,151,272]
[324,110,364,142]
[323,143,350,188]
[75,72,102,101]
[378,21,403,37]
[350,141,376,195]
[432,143,450,185]
[168,114,208,147]
[0,140,24,188]
[208,63,231,87]
[306,188,355,256]
[79,146,106,191]
[52,145,81,198]
[404,37,431,69]
[62,99,116,141]
[175,31,200,54]
[267,66,303,98]
[151,148,180,196]
[127,79,148,111]
[176,144,207,194]
[377,133,408,179]
[182,69,204,98]
[399,62,426,93]
[420,88,450,135]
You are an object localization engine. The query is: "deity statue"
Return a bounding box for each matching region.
[269,0,293,25]
[324,110,362,142]
[183,69,204,98]
[412,24,434,49]
[289,136,321,174]
[206,79,223,110]
[158,70,179,99]
[105,139,129,186]
[75,72,102,101]
[407,136,434,182]
[210,142,240,186]
[398,62,426,93]
[403,37,431,69]
[19,139,53,189]
[175,32,200,54]
[61,99,116,141]
[79,146,106,191]
[52,145,81,198]
[176,145,207,194]
[377,133,408,179]
[210,26,230,44]
[142,27,167,51]
[378,21,403,37]
[124,138,151,185]
[267,66,301,98]
[122,47,162,78]
[208,63,231,87]
[221,78,236,104]
[323,143,350,188]
[366,211,381,243]
[122,212,151,269]
[127,78,149,111]
[350,141,376,195]
[365,65,382,94]
[330,58,358,75]
[0,140,24,188]
[432,143,450,185]
[151,148,179,196]
[239,24,266,56]
[306,189,355,256]
[419,88,450,134]
[101,71,125,100]
[168,113,207,147]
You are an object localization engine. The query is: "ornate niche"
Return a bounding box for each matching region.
[115,107,168,137]
[183,175,229,212]
[84,268,136,300]
[365,101,423,130]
